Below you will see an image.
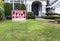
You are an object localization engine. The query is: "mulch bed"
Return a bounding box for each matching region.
[0,20,5,22]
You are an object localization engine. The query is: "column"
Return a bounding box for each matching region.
[27,4,29,12]
[42,5,46,13]
[27,4,32,12]
[26,1,32,12]
[30,4,32,11]
[41,1,46,16]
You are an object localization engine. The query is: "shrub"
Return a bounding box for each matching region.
[55,18,60,23]
[46,12,59,16]
[42,16,60,19]
[18,3,26,10]
[0,7,4,19]
[26,12,35,19]
[4,3,12,19]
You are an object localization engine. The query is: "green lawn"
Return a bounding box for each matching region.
[0,19,60,41]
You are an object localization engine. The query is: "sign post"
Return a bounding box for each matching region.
[12,0,27,40]
[11,10,26,32]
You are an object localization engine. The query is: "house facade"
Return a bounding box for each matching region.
[47,0,60,14]
[4,0,60,17]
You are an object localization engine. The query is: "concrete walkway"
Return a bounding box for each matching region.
[35,18,55,22]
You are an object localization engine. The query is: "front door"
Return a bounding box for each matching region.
[32,4,39,16]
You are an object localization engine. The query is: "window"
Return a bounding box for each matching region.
[10,3,20,10]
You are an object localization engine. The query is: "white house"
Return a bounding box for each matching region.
[47,0,60,14]
[4,0,60,17]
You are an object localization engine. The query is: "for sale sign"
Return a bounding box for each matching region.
[12,10,26,21]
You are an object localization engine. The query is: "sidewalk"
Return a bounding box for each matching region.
[35,18,55,22]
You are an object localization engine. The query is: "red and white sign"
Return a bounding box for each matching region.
[12,10,26,21]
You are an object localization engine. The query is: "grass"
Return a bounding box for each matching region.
[0,19,60,41]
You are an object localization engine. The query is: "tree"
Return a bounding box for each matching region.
[0,7,4,19]
[0,0,6,20]
[0,0,4,7]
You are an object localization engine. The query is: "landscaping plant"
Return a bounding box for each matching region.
[55,18,60,23]
[19,3,26,10]
[4,3,12,19]
[0,7,4,20]
[26,12,35,19]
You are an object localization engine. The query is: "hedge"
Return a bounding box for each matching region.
[4,3,12,19]
[26,12,35,19]
[42,16,60,19]
[55,18,60,23]
[46,13,60,16]
[18,3,26,10]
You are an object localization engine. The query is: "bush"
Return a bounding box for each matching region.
[0,7,4,19]
[4,3,12,19]
[26,12,35,19]
[46,12,59,16]
[42,16,60,19]
[55,18,60,23]
[18,3,26,10]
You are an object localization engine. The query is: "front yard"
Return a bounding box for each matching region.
[0,19,60,41]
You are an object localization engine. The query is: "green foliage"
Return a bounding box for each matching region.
[42,16,60,19]
[55,18,60,23]
[4,3,12,19]
[0,7,4,19]
[0,7,4,14]
[14,3,20,10]
[26,12,35,19]
[46,12,59,16]
[0,0,4,7]
[19,3,26,10]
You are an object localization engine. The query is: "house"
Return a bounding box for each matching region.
[4,0,60,17]
[47,0,60,14]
